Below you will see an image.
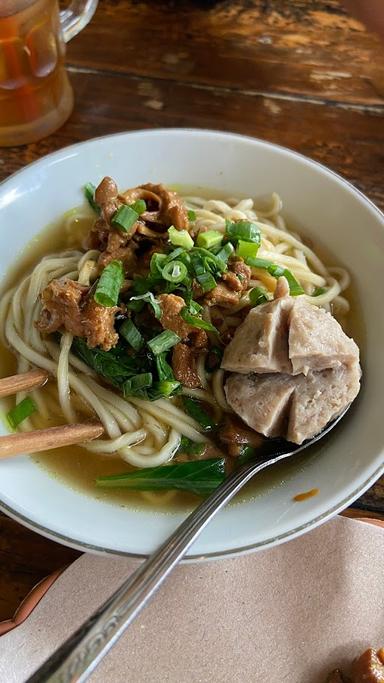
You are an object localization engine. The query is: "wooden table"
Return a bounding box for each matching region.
[1,0,384,623]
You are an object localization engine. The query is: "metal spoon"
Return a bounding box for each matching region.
[27,408,349,683]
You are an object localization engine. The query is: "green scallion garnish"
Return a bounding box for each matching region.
[196,230,223,250]
[187,210,196,221]
[120,319,144,351]
[147,330,180,355]
[112,205,139,232]
[180,307,218,333]
[168,226,194,250]
[216,242,235,263]
[150,252,168,277]
[130,199,146,215]
[7,397,37,429]
[249,286,269,307]
[94,260,124,307]
[129,292,161,319]
[123,372,153,397]
[196,271,216,292]
[226,219,261,244]
[313,286,326,296]
[84,182,100,214]
[246,257,304,296]
[236,239,259,260]
[161,260,188,284]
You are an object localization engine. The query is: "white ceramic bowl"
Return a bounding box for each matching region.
[0,129,383,559]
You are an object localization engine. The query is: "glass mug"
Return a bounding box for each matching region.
[0,0,98,146]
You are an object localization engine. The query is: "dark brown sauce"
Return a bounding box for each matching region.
[0,197,364,512]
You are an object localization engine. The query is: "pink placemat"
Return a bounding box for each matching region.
[0,515,383,682]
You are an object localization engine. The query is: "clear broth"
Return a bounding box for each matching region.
[0,196,364,512]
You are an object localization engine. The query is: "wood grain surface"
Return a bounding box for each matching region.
[0,0,383,622]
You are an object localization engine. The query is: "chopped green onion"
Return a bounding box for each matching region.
[112,205,139,232]
[94,260,124,307]
[178,436,205,457]
[130,199,146,215]
[147,330,180,355]
[190,251,205,276]
[180,307,218,333]
[193,247,227,274]
[84,182,100,214]
[246,257,273,269]
[196,271,216,292]
[313,286,326,297]
[196,230,223,250]
[246,257,305,296]
[164,247,185,263]
[226,220,261,244]
[189,299,203,315]
[150,252,167,277]
[168,226,194,250]
[129,292,161,319]
[120,319,143,351]
[236,240,259,260]
[7,397,37,429]
[216,242,235,263]
[161,260,188,284]
[187,210,196,221]
[183,397,216,431]
[123,373,153,397]
[96,458,225,496]
[249,286,269,307]
[156,353,174,381]
[151,380,181,398]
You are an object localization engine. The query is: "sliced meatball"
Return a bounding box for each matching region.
[225,373,295,438]
[287,362,361,444]
[172,343,201,388]
[225,363,360,444]
[289,299,360,375]
[221,296,294,374]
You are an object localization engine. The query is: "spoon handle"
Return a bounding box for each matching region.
[27,454,282,683]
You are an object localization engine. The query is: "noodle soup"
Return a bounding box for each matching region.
[0,182,360,510]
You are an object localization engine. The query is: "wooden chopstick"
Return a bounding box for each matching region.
[0,422,104,459]
[0,369,49,398]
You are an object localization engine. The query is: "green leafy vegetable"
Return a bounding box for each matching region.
[178,436,205,457]
[147,330,180,355]
[123,372,153,397]
[226,220,261,244]
[187,209,196,221]
[151,380,181,398]
[112,205,139,232]
[313,287,326,297]
[7,397,37,429]
[249,286,269,307]
[238,445,257,465]
[120,319,144,351]
[96,458,225,495]
[72,338,141,387]
[180,307,218,333]
[94,260,124,307]
[129,292,161,319]
[183,397,216,431]
[196,230,223,250]
[130,199,146,215]
[84,182,100,214]
[168,226,194,250]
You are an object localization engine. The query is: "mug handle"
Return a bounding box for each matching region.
[60,0,98,43]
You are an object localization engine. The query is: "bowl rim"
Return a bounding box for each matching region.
[0,127,383,561]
